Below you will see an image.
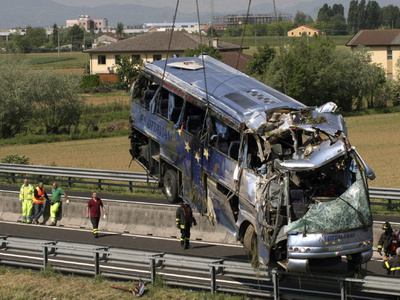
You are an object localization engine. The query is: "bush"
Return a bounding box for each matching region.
[1,154,30,164]
[81,74,99,91]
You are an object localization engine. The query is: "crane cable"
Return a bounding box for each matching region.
[235,0,252,70]
[196,0,211,140]
[161,0,180,86]
[272,0,288,94]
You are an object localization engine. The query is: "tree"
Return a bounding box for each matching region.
[381,5,400,28]
[357,0,366,30]
[30,70,85,134]
[206,26,218,37]
[317,4,333,23]
[246,44,276,76]
[332,4,345,17]
[116,22,125,36]
[0,57,34,137]
[25,27,47,49]
[348,0,359,32]
[68,24,84,50]
[261,36,386,111]
[52,23,59,47]
[365,0,381,29]
[184,44,222,60]
[115,56,143,91]
[294,11,308,26]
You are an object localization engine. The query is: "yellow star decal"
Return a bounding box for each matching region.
[204,148,209,160]
[195,152,201,163]
[184,141,191,153]
[177,129,182,137]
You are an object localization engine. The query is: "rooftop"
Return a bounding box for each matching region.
[346,29,400,46]
[85,31,247,54]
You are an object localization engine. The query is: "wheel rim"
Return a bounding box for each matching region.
[165,175,173,197]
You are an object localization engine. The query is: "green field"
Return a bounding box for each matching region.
[17,52,89,69]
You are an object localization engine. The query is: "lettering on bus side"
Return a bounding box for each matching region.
[319,233,355,243]
[139,111,173,142]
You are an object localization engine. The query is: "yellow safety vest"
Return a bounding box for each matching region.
[19,184,34,201]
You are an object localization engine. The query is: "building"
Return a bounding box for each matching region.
[66,15,108,31]
[346,29,400,79]
[214,14,292,28]
[93,33,125,48]
[143,22,203,34]
[84,31,250,82]
[287,25,323,37]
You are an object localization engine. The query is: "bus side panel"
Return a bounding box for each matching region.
[204,148,237,191]
[131,104,174,145]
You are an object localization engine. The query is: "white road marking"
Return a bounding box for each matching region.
[0,220,243,248]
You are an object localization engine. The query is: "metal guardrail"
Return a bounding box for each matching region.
[0,235,399,299]
[0,163,158,192]
[369,187,400,209]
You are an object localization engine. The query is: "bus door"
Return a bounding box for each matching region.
[180,103,206,212]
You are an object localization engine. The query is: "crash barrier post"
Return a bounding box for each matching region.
[0,236,400,298]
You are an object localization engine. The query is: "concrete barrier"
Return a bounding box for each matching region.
[0,190,238,244]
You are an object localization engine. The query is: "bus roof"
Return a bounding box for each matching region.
[145,56,306,127]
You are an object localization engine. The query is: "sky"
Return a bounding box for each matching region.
[51,0,398,13]
[51,0,281,12]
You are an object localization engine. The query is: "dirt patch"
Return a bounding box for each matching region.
[58,68,86,74]
[84,95,130,105]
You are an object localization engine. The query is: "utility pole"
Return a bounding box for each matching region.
[58,31,60,57]
[210,0,214,38]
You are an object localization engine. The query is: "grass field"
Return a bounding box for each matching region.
[17,52,89,69]
[0,266,245,300]
[0,113,398,188]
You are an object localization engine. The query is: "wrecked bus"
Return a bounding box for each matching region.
[129,55,375,272]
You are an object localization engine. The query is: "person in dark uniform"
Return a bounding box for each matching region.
[176,201,196,249]
[382,247,400,276]
[378,222,394,256]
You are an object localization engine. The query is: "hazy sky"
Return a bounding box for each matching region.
[51,0,276,12]
[51,0,397,13]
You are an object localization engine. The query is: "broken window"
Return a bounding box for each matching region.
[285,167,372,233]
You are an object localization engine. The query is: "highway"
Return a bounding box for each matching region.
[0,219,389,277]
[0,183,395,277]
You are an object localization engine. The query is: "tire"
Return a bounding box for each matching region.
[163,169,179,203]
[243,225,256,258]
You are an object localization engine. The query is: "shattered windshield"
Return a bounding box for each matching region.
[285,168,372,233]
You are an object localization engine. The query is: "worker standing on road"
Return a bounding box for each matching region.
[19,178,34,223]
[32,182,49,225]
[378,222,394,256]
[176,201,196,250]
[382,247,400,275]
[86,192,107,238]
[49,182,70,226]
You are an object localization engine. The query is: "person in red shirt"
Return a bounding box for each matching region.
[86,192,107,238]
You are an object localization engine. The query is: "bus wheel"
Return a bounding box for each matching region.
[243,225,256,258]
[163,169,179,203]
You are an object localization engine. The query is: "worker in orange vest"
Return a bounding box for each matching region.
[32,182,49,225]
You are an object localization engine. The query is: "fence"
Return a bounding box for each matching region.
[0,235,399,300]
[0,163,399,208]
[0,163,158,192]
